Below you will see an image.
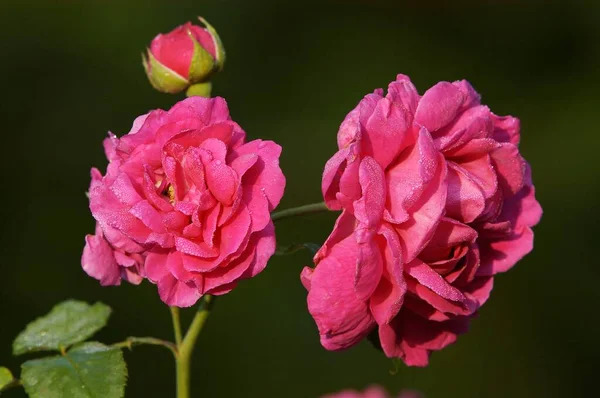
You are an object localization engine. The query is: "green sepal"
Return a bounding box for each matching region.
[20,342,127,398]
[199,16,226,71]
[13,300,111,355]
[187,30,215,83]
[186,82,213,98]
[389,358,403,375]
[0,367,15,391]
[142,50,189,94]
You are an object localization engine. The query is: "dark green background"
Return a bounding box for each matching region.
[1,1,598,397]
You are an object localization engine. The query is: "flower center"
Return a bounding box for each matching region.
[166,185,176,204]
[156,179,177,204]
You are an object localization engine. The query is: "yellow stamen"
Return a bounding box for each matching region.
[167,185,176,204]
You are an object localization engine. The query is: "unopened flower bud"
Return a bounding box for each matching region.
[142,17,225,94]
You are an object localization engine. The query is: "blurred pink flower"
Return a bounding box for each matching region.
[303,74,541,365]
[82,96,285,307]
[322,386,422,398]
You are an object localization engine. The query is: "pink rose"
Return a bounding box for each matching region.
[303,74,541,365]
[322,386,422,398]
[82,96,285,307]
[143,19,225,93]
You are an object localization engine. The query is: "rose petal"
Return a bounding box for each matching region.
[205,160,238,205]
[233,140,285,210]
[386,127,438,224]
[387,74,419,115]
[231,153,258,179]
[145,251,169,282]
[363,97,412,169]
[81,226,121,286]
[395,153,447,262]
[434,105,492,152]
[241,221,276,278]
[199,138,228,163]
[157,273,201,307]
[204,247,256,294]
[354,157,386,228]
[150,23,195,78]
[405,259,471,305]
[501,164,542,229]
[322,148,350,210]
[307,234,375,351]
[369,224,406,325]
[335,145,362,211]
[464,276,494,307]
[354,228,383,301]
[479,227,534,276]
[492,113,520,145]
[379,310,469,366]
[446,162,486,223]
[315,210,356,263]
[175,237,219,258]
[202,204,221,247]
[419,217,477,264]
[300,266,313,290]
[415,82,465,132]
[491,143,526,196]
[130,200,166,233]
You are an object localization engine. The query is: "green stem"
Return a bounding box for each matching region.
[186,81,212,97]
[0,378,22,393]
[170,307,183,346]
[175,295,214,398]
[112,337,177,357]
[271,202,330,222]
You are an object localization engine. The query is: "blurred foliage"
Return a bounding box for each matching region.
[0,0,598,397]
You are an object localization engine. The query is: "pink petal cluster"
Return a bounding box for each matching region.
[302,74,541,366]
[322,386,422,398]
[82,96,285,307]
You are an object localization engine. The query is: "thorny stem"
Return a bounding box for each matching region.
[270,202,330,222]
[111,336,178,357]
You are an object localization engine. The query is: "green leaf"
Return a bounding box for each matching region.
[275,242,320,256]
[21,342,127,398]
[0,367,15,391]
[13,300,111,355]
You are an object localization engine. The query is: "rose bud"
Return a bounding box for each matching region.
[142,17,225,94]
